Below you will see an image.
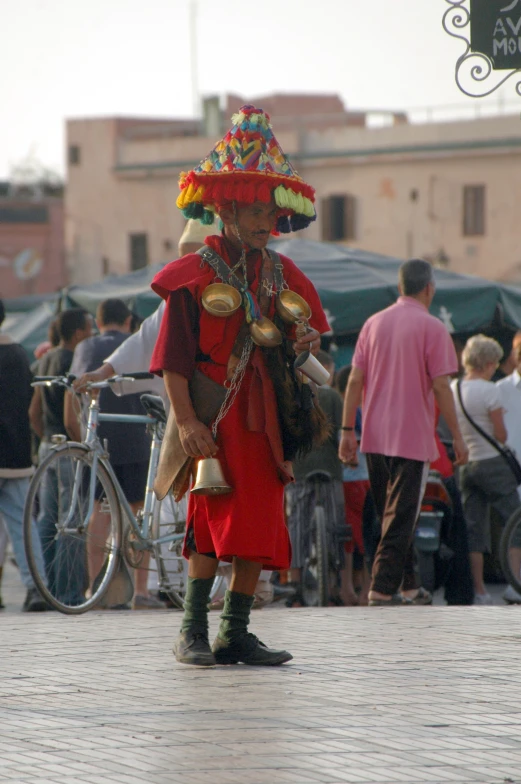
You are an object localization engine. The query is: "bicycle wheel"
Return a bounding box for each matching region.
[499,507,521,595]
[23,444,122,614]
[151,493,224,609]
[151,493,186,609]
[301,505,329,607]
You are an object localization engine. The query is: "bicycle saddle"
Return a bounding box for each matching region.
[140,394,167,424]
[304,469,333,484]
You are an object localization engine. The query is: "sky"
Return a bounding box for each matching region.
[0,0,516,179]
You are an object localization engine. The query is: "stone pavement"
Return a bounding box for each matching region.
[2,563,521,784]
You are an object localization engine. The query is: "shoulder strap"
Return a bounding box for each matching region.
[267,248,286,292]
[196,246,243,290]
[456,379,502,455]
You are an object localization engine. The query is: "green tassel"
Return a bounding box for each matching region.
[182,203,202,219]
[201,209,215,225]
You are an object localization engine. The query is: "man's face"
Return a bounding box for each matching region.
[226,199,278,250]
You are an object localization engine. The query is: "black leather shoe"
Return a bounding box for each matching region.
[212,633,293,666]
[173,631,216,666]
[22,588,48,612]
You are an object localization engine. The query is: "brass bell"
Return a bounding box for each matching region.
[191,457,233,496]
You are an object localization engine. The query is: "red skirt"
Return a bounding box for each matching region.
[183,362,291,570]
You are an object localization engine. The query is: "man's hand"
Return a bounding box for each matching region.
[452,435,469,466]
[294,328,321,356]
[73,363,114,393]
[178,416,218,459]
[339,431,359,466]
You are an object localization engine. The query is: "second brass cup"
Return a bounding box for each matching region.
[249,317,283,347]
[276,290,312,324]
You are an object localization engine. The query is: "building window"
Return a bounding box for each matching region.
[0,205,49,223]
[321,195,357,241]
[68,145,81,165]
[129,233,148,271]
[463,185,485,237]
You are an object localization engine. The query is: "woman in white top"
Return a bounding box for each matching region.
[451,334,520,605]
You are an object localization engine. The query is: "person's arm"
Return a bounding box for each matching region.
[29,387,44,439]
[433,375,468,465]
[109,302,165,373]
[73,361,114,393]
[163,370,217,459]
[338,366,364,465]
[489,408,508,444]
[64,390,82,442]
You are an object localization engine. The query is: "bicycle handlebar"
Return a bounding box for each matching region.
[32,372,154,390]
[33,374,77,387]
[116,372,154,380]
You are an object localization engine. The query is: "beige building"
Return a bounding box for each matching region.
[65,96,521,285]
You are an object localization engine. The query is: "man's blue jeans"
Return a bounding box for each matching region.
[38,442,86,604]
[0,476,46,590]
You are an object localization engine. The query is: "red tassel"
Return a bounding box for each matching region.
[224,182,236,201]
[212,181,225,204]
[257,183,272,203]
[242,182,256,203]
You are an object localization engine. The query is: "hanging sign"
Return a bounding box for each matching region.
[470,0,521,69]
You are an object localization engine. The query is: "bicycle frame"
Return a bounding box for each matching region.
[68,394,184,551]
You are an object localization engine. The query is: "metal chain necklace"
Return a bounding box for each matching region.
[211,337,254,439]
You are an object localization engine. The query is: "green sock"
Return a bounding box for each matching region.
[218,589,254,643]
[180,576,214,636]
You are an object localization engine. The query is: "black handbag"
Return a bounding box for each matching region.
[456,379,521,486]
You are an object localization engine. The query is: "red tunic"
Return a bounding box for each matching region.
[151,234,329,569]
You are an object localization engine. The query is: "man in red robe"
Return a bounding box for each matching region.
[150,105,329,667]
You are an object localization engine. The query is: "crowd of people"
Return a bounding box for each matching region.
[2,280,521,617]
[2,105,521,669]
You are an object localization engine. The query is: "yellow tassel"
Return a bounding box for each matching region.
[274,185,290,209]
[274,186,315,217]
[231,111,246,126]
[301,197,315,217]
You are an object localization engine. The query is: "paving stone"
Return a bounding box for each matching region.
[3,560,521,784]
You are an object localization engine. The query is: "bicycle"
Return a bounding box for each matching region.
[499,505,521,598]
[299,470,346,607]
[23,373,223,614]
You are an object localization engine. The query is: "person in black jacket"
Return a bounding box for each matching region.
[0,299,48,611]
[29,307,92,604]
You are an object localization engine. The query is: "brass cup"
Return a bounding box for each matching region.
[276,290,312,324]
[249,317,283,347]
[201,283,242,317]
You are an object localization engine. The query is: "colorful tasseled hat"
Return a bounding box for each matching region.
[176,105,316,234]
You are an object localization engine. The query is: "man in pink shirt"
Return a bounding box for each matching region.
[339,259,468,605]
